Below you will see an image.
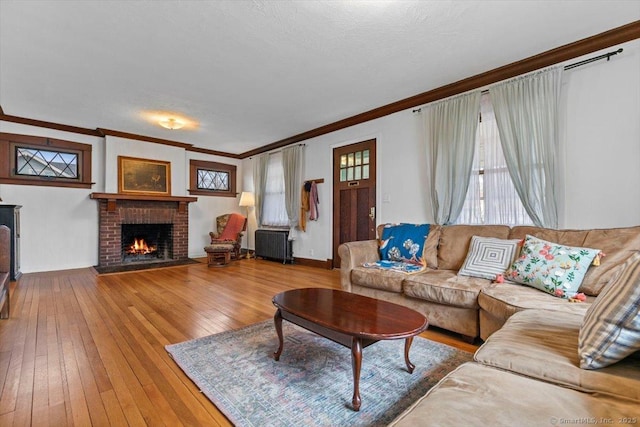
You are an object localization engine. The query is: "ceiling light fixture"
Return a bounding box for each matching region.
[158,117,185,130]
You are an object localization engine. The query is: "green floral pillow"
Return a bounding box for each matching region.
[505,235,600,299]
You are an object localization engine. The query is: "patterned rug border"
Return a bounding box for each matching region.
[166,320,472,427]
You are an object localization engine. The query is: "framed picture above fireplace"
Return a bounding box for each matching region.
[118,156,171,196]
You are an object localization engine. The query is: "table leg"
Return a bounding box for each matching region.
[273,309,283,361]
[351,337,362,411]
[404,336,415,373]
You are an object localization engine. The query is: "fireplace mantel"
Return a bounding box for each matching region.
[90,192,197,213]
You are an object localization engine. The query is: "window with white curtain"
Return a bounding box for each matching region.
[457,93,532,225]
[261,152,289,227]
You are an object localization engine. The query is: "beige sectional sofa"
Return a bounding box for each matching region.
[339,223,640,340]
[339,223,640,425]
[390,309,640,426]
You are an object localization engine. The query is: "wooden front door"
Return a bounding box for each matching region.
[332,139,376,269]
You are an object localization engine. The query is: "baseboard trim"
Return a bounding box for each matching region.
[293,257,333,269]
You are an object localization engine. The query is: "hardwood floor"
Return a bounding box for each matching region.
[0,259,477,426]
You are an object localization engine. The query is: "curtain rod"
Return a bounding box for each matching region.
[249,143,305,159]
[412,48,624,113]
[267,143,305,155]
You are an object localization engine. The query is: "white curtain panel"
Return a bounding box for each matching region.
[252,154,269,227]
[456,121,482,224]
[478,94,532,225]
[282,145,304,240]
[490,66,563,229]
[261,152,289,227]
[425,90,481,225]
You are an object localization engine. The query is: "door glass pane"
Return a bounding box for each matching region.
[355,151,361,166]
[347,153,354,167]
[340,154,347,168]
[363,149,370,165]
[354,166,361,180]
[340,168,347,182]
[363,164,369,179]
[347,167,353,181]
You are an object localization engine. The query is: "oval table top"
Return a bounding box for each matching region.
[272,288,428,340]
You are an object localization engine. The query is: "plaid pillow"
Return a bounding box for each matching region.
[579,251,640,369]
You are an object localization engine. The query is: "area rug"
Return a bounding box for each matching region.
[166,320,473,427]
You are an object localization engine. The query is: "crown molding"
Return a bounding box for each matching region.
[0,112,101,137]
[240,20,640,158]
[1,21,638,160]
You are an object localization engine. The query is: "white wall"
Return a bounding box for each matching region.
[243,39,640,264]
[561,39,640,228]
[0,122,104,272]
[0,123,244,273]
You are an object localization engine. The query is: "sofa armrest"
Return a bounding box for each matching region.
[338,240,380,292]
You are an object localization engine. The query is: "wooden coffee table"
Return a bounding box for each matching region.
[272,288,429,411]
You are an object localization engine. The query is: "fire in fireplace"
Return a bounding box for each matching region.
[126,237,156,255]
[121,224,172,264]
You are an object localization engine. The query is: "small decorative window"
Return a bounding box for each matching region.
[0,133,92,188]
[197,169,229,191]
[189,159,236,197]
[16,147,78,178]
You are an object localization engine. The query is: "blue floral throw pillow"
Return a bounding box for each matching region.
[379,223,430,264]
[505,235,600,299]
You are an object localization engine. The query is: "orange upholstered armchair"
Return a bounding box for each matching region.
[209,213,247,260]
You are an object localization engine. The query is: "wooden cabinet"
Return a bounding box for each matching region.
[0,205,21,280]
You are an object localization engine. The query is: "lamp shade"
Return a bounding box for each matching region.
[238,191,255,207]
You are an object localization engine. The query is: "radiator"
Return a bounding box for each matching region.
[255,229,293,264]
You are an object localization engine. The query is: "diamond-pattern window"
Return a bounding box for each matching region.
[197,169,229,191]
[16,147,78,179]
[189,159,236,197]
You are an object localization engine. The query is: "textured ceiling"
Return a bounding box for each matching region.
[0,1,638,155]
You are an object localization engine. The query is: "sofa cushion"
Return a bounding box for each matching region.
[478,282,593,321]
[458,236,521,280]
[580,226,640,295]
[474,309,640,402]
[579,251,640,369]
[403,270,490,309]
[350,266,405,293]
[505,235,600,299]
[509,226,589,247]
[437,225,511,271]
[389,362,638,427]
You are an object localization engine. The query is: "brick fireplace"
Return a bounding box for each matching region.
[90,193,197,270]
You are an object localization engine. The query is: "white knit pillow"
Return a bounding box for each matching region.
[579,251,640,369]
[458,236,521,280]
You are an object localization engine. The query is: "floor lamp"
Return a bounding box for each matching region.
[238,191,255,259]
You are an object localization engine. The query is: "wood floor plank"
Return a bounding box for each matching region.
[0,258,478,426]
